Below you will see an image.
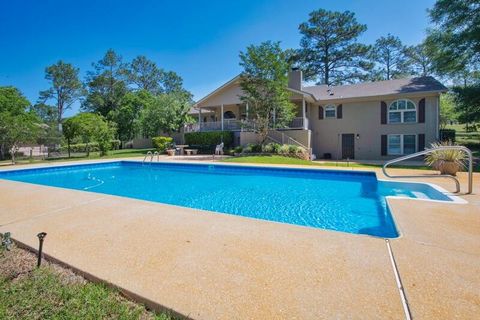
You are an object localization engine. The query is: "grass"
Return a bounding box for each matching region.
[222,155,434,170]
[0,148,155,167]
[0,244,173,320]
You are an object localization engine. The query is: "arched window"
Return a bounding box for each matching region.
[324,105,336,118]
[389,99,416,123]
[223,111,236,119]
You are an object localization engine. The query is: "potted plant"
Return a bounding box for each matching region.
[424,141,466,176]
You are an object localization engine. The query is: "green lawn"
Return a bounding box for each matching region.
[222,155,433,170]
[0,148,155,166]
[0,244,172,320]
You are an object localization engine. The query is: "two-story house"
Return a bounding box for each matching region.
[189,69,447,160]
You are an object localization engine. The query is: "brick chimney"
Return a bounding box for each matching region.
[288,68,302,91]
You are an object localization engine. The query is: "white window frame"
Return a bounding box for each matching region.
[324,105,336,118]
[388,99,417,124]
[387,134,417,155]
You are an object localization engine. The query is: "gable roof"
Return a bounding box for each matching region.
[302,76,448,101]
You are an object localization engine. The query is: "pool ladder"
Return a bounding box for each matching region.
[143,151,159,164]
[382,146,473,194]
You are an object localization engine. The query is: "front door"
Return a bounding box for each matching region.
[341,134,355,159]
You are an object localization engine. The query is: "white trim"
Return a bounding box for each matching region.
[324,105,336,118]
[387,134,417,155]
[388,99,417,124]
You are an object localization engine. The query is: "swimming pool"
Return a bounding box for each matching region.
[0,161,454,237]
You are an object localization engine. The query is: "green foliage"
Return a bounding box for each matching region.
[405,43,435,77]
[296,9,371,85]
[138,93,192,136]
[239,41,295,142]
[152,136,173,152]
[439,93,458,129]
[82,49,128,117]
[63,113,116,156]
[263,142,281,153]
[110,90,155,142]
[184,131,234,148]
[452,84,480,125]
[241,142,309,160]
[369,34,410,80]
[425,0,479,78]
[439,129,456,142]
[424,141,467,171]
[128,55,164,93]
[0,87,43,163]
[38,60,83,124]
[243,143,262,153]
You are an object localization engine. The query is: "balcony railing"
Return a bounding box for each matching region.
[184,117,307,133]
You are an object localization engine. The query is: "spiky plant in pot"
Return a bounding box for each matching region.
[424,141,466,176]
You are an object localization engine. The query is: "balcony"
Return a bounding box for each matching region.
[184,117,307,133]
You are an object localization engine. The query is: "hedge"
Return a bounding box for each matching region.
[439,129,456,142]
[152,136,173,152]
[60,140,120,153]
[184,131,234,149]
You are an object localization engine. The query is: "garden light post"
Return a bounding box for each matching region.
[37,232,47,267]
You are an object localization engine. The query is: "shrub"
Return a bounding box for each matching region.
[234,146,243,154]
[184,131,234,148]
[243,143,262,153]
[60,143,100,153]
[263,143,281,153]
[152,136,173,153]
[439,129,456,142]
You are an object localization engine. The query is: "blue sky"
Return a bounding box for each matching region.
[0,0,436,116]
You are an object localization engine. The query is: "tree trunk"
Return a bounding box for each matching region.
[67,138,71,158]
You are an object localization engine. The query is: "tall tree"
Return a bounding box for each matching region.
[452,84,480,129]
[239,41,295,143]
[426,0,479,78]
[439,93,457,129]
[138,93,192,137]
[406,43,435,77]
[0,87,42,163]
[38,61,83,128]
[369,34,410,80]
[128,55,163,93]
[296,9,371,85]
[111,90,155,141]
[82,49,128,117]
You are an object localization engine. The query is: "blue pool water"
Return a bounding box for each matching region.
[0,161,453,237]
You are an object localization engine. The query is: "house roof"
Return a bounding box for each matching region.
[302,76,448,101]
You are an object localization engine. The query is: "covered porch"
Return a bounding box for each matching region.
[187,98,309,133]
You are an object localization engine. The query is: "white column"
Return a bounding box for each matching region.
[221,104,224,131]
[302,98,306,129]
[198,107,201,130]
[246,103,249,119]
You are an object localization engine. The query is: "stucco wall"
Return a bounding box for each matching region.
[309,95,440,160]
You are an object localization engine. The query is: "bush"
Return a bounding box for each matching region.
[263,143,281,153]
[243,143,262,153]
[233,145,243,154]
[152,136,173,153]
[439,129,456,142]
[184,131,234,148]
[60,143,100,153]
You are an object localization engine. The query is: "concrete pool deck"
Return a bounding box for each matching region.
[0,159,478,319]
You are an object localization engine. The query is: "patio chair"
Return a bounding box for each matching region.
[215,142,224,155]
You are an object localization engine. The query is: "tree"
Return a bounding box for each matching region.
[82,49,128,117]
[239,41,295,143]
[369,34,410,80]
[426,0,480,77]
[38,61,83,128]
[110,90,155,142]
[127,55,163,93]
[452,84,480,130]
[296,9,371,85]
[31,103,62,147]
[138,93,192,137]
[0,87,43,163]
[439,93,457,129]
[65,113,116,156]
[406,43,435,77]
[62,116,80,157]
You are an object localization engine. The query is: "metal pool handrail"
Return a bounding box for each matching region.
[382,146,473,194]
[143,151,153,164]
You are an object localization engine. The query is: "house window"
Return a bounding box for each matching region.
[324,105,336,118]
[389,99,416,123]
[388,134,416,155]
